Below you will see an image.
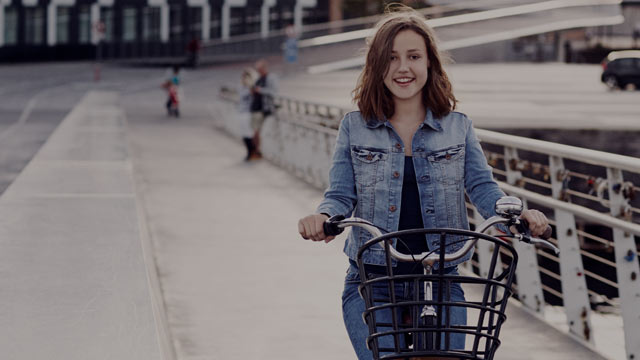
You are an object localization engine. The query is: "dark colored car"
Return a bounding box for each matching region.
[601,51,640,90]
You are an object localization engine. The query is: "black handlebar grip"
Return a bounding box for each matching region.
[323,214,345,237]
[517,219,553,240]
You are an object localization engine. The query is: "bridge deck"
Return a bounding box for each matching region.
[122,66,608,359]
[0,61,623,359]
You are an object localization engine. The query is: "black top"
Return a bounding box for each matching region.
[250,75,270,115]
[352,156,429,275]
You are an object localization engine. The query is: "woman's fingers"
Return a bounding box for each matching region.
[522,209,549,237]
[298,214,331,242]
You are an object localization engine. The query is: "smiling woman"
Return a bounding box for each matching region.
[297,4,550,360]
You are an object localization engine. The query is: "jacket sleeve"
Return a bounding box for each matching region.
[316,113,357,217]
[463,118,505,220]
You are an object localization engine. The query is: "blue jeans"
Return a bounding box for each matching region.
[342,263,466,360]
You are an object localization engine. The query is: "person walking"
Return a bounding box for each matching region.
[249,59,278,158]
[238,67,258,161]
[297,5,549,359]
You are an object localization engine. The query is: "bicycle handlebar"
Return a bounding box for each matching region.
[322,197,559,267]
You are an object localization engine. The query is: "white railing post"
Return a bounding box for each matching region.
[504,146,545,316]
[606,167,640,360]
[260,0,276,38]
[549,155,594,344]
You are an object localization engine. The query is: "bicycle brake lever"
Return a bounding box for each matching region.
[529,237,560,255]
[516,219,552,240]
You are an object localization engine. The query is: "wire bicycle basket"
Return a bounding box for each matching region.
[356,228,519,360]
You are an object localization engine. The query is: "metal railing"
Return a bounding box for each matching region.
[212,91,640,360]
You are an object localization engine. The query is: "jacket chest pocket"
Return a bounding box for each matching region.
[351,147,387,187]
[427,145,465,185]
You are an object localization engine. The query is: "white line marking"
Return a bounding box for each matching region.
[0,96,38,143]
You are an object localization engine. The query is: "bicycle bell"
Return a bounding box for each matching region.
[495,196,523,216]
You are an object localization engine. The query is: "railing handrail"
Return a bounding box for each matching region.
[498,181,640,236]
[476,128,640,174]
[274,95,640,175]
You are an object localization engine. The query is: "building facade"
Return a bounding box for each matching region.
[0,0,329,62]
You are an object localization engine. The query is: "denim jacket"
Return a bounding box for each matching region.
[316,110,505,268]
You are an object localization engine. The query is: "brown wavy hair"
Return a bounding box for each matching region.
[352,4,457,122]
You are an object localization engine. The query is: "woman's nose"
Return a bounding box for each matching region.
[397,57,410,72]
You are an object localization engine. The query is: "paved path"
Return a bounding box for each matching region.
[0,62,616,359]
[0,91,168,359]
[122,71,607,359]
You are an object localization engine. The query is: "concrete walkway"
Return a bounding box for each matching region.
[0,91,169,359]
[124,86,354,359]
[122,71,607,359]
[0,62,609,359]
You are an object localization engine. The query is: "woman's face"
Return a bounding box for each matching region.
[383,29,429,104]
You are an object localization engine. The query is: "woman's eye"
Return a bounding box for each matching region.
[390,55,397,61]
[411,55,420,60]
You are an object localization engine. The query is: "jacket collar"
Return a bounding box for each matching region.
[365,109,443,132]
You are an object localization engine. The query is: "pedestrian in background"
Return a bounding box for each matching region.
[250,59,278,159]
[162,65,181,117]
[186,35,201,69]
[297,5,549,359]
[238,67,258,161]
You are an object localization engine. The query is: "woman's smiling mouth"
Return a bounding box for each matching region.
[394,77,414,86]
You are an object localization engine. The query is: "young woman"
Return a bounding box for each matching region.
[297,5,549,359]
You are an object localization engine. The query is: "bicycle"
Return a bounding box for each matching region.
[323,196,558,360]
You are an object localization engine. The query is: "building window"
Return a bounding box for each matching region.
[25,7,45,45]
[143,7,161,41]
[100,7,114,42]
[170,5,182,41]
[78,5,91,44]
[123,7,137,42]
[188,7,202,38]
[56,6,71,44]
[3,6,18,45]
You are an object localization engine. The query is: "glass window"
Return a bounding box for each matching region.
[143,7,161,41]
[56,6,70,44]
[78,5,91,44]
[100,7,114,42]
[3,7,18,45]
[614,58,634,69]
[123,7,137,42]
[25,7,44,45]
[189,7,202,37]
[170,5,182,41]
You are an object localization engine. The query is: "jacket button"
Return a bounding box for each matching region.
[393,171,400,178]
[389,205,397,212]
[395,143,402,150]
[425,208,433,214]
[366,154,373,161]
[421,175,428,181]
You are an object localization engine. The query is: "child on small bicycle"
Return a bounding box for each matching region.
[297,5,549,360]
[163,65,181,117]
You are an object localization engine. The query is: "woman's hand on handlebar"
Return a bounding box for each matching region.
[519,209,549,237]
[298,213,336,243]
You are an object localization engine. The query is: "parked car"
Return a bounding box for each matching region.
[601,50,640,90]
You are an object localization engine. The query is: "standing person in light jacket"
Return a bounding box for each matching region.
[297,5,549,359]
[249,59,278,159]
